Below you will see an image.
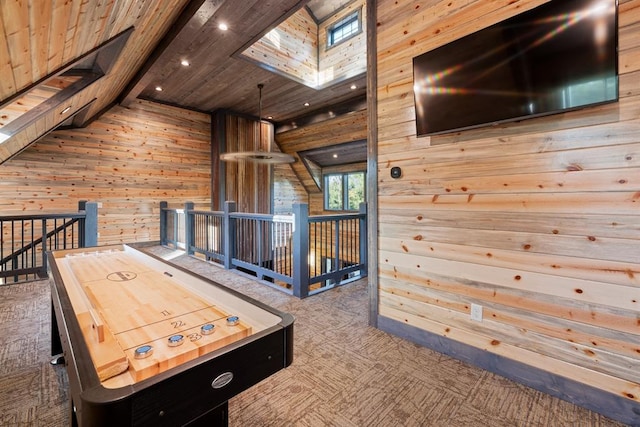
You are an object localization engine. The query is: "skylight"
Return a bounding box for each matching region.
[238,0,366,90]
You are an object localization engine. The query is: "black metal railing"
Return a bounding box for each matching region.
[308,212,367,289]
[191,208,225,263]
[0,201,98,284]
[229,210,295,286]
[160,201,367,298]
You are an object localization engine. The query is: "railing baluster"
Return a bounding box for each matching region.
[256,219,262,275]
[328,221,332,279]
[11,221,15,279]
[21,220,25,276]
[1,220,3,274]
[30,219,35,279]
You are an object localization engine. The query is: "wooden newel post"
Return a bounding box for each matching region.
[224,201,237,270]
[79,201,98,247]
[159,201,168,245]
[359,202,368,276]
[184,202,195,256]
[292,203,309,298]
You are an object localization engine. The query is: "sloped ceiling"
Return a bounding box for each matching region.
[0,0,192,163]
[0,0,366,165]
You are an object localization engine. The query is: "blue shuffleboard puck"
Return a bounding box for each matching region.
[134,345,154,359]
[201,323,216,335]
[226,316,239,326]
[167,334,184,347]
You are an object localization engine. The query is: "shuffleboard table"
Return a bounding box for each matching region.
[48,243,294,426]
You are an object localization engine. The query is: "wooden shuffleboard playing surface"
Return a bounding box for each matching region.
[49,243,293,426]
[57,248,252,386]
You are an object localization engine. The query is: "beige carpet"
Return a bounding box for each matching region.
[0,246,628,426]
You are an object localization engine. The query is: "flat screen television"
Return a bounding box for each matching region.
[413,0,618,137]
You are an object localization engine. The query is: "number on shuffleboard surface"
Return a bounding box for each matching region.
[171,320,186,328]
[161,310,171,317]
[188,333,202,341]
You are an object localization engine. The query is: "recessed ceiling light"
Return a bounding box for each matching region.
[333,154,338,158]
[267,116,273,119]
[219,23,228,31]
[181,59,190,66]
[304,102,309,107]
[155,86,163,91]
[350,84,357,90]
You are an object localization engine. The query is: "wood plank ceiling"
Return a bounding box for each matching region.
[125,0,367,123]
[0,0,366,164]
[0,0,192,163]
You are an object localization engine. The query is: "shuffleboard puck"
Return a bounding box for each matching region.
[134,345,154,359]
[168,334,184,347]
[226,316,239,326]
[201,323,215,335]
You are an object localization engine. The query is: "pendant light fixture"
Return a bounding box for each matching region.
[220,84,295,164]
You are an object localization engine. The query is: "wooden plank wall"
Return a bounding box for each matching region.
[318,0,367,87]
[375,0,640,420]
[276,108,368,214]
[273,161,308,215]
[0,99,211,245]
[241,7,318,87]
[240,0,366,90]
[220,114,272,214]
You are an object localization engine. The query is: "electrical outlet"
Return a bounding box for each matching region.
[470,303,483,322]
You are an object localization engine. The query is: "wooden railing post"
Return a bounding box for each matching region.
[78,200,86,246]
[184,202,195,256]
[292,203,309,298]
[359,202,368,276]
[159,201,168,245]
[223,201,236,270]
[81,201,98,247]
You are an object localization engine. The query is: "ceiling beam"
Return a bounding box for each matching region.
[119,0,208,107]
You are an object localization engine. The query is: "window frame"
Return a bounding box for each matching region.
[323,171,366,212]
[326,9,362,49]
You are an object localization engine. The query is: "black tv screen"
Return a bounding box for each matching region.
[413,0,618,136]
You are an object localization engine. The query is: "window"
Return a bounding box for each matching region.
[327,10,361,48]
[324,172,366,211]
